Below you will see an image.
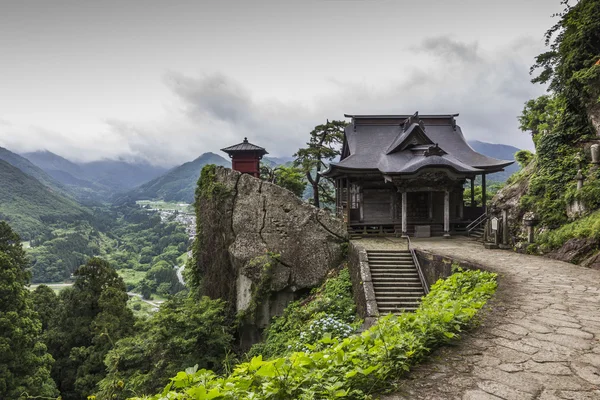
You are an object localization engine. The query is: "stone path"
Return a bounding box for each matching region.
[383,237,600,400]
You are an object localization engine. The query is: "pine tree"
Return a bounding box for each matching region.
[0,221,57,399]
[46,257,134,400]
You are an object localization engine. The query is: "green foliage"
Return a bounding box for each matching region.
[96,296,233,400]
[247,267,358,360]
[0,159,91,241]
[514,150,535,169]
[512,0,600,228]
[237,253,279,323]
[44,258,134,400]
[0,222,58,399]
[133,269,496,400]
[31,284,59,331]
[518,95,562,144]
[189,164,233,299]
[260,164,307,197]
[538,209,600,250]
[531,0,600,125]
[294,120,346,208]
[463,183,503,207]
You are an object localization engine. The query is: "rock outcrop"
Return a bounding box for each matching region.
[192,166,347,347]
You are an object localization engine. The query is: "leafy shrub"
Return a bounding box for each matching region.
[538,209,600,249]
[134,269,497,400]
[246,267,358,359]
[515,150,534,169]
[296,315,354,352]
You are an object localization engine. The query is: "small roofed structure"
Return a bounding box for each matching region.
[322,112,513,237]
[221,137,268,178]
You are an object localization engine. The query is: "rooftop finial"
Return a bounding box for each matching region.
[243,137,248,143]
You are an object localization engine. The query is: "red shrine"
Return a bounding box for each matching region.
[221,138,268,178]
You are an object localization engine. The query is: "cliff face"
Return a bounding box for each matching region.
[192,166,347,346]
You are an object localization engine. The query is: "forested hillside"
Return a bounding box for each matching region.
[0,159,90,240]
[120,152,230,203]
[24,150,168,202]
[0,147,71,197]
[492,0,600,261]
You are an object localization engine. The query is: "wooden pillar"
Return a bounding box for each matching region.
[444,190,450,237]
[346,178,351,224]
[470,178,475,207]
[428,192,433,220]
[482,174,487,213]
[459,189,464,220]
[401,191,407,236]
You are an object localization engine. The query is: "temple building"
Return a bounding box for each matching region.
[221,137,268,178]
[322,113,513,237]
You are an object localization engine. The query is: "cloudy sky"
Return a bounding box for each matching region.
[0,0,563,166]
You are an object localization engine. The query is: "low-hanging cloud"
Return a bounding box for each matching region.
[0,36,541,166]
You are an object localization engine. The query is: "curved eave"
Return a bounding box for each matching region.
[473,160,514,172]
[320,164,379,178]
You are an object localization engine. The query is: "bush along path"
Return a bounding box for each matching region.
[134,269,497,400]
[384,238,600,400]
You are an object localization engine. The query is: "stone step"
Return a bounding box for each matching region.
[372,275,420,280]
[368,258,413,263]
[369,266,416,270]
[378,307,419,313]
[371,274,420,279]
[375,291,425,299]
[367,250,410,254]
[373,284,423,289]
[375,295,423,300]
[368,253,412,257]
[368,260,413,265]
[377,301,420,307]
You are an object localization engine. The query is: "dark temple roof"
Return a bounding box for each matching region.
[323,113,513,178]
[221,137,268,155]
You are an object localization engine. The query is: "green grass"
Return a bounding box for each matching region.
[117,269,147,288]
[128,296,158,319]
[29,282,73,294]
[176,252,189,265]
[538,209,600,250]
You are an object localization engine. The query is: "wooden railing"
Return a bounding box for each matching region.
[406,236,430,295]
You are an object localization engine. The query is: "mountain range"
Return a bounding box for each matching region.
[467,140,520,182]
[0,140,521,238]
[22,150,168,202]
[118,152,231,203]
[0,159,90,240]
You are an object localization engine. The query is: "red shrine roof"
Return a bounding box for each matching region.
[322,112,513,178]
[221,137,268,155]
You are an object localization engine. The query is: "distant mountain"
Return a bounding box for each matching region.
[0,159,89,240]
[263,156,295,167]
[120,152,231,203]
[79,160,168,191]
[467,140,520,183]
[0,147,72,197]
[23,151,168,202]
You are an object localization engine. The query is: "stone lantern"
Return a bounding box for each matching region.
[523,212,537,244]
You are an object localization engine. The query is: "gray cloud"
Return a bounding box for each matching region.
[1,36,541,166]
[417,37,482,63]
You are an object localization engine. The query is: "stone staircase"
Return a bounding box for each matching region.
[367,249,425,314]
[469,225,485,239]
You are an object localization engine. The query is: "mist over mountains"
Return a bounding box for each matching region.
[0,141,519,222]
